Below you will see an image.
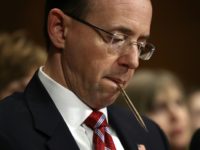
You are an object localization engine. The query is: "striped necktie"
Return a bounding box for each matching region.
[84,111,116,150]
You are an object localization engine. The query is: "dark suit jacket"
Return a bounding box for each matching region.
[0,73,169,150]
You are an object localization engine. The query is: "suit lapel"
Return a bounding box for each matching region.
[46,120,79,150]
[108,105,147,150]
[25,72,79,150]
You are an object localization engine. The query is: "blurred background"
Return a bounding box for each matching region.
[0,0,200,88]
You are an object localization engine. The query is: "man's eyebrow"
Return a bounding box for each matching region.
[111,26,133,34]
[138,35,150,41]
[109,26,150,40]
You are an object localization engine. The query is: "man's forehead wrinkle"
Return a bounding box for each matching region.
[91,0,134,11]
[90,0,151,14]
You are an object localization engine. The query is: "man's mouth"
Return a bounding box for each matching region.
[105,76,126,87]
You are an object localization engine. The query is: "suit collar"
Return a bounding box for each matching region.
[24,72,79,150]
[38,68,109,129]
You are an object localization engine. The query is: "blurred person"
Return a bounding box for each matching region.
[0,31,47,99]
[187,88,200,132]
[0,0,169,150]
[117,69,192,150]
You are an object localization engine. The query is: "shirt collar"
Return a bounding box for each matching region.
[38,67,108,129]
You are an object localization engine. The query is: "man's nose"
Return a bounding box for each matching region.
[117,46,140,69]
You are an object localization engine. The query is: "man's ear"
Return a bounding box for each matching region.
[47,8,70,49]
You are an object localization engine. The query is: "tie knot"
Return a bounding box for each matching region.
[84,111,108,129]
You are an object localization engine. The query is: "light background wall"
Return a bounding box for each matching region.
[0,0,200,88]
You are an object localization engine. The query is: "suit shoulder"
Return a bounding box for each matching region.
[0,93,29,124]
[0,92,25,111]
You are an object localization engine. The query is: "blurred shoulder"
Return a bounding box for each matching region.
[190,129,200,150]
[0,92,29,124]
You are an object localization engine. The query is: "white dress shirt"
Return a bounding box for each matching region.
[38,67,124,150]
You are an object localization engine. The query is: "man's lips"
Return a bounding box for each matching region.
[105,77,126,86]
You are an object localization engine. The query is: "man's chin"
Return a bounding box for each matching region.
[103,91,120,105]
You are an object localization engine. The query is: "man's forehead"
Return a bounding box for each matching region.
[87,0,152,23]
[83,0,152,41]
[89,0,151,13]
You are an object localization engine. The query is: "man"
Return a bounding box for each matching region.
[0,0,169,150]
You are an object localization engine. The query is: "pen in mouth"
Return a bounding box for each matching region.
[117,83,148,132]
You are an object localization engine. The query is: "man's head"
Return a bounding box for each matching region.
[44,0,153,109]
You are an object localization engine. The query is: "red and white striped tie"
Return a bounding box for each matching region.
[84,111,116,150]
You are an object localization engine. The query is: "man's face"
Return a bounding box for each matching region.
[62,0,152,109]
